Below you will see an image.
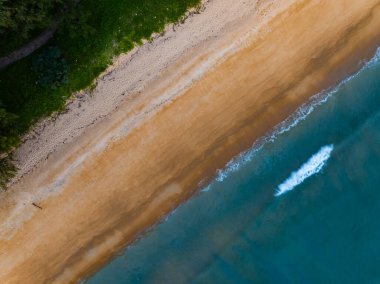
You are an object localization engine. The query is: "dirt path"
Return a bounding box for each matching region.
[0,22,59,70]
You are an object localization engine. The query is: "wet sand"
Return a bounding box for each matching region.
[1,0,380,283]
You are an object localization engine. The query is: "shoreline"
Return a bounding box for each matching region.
[88,46,380,279]
[1,0,380,283]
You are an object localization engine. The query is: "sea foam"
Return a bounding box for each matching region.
[274,145,334,197]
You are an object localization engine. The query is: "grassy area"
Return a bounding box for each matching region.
[0,0,200,187]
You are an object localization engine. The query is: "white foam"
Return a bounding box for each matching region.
[274,144,334,197]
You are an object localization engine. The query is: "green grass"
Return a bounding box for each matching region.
[0,0,200,133]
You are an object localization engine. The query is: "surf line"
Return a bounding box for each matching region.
[275,144,334,197]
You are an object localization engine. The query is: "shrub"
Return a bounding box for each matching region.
[59,6,96,40]
[0,157,16,190]
[0,104,18,154]
[32,46,69,89]
[0,102,18,189]
[0,0,64,39]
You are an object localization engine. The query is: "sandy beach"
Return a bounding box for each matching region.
[1,0,380,283]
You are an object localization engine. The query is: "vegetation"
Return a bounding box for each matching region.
[0,0,201,189]
[31,46,69,89]
[0,103,19,153]
[0,104,18,189]
[0,157,16,189]
[0,0,66,56]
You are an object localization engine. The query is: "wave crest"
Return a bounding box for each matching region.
[275,145,334,196]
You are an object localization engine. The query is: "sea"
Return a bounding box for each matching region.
[87,47,380,283]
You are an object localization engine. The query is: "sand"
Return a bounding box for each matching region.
[1,0,380,283]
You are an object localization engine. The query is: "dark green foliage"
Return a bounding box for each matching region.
[0,103,19,154]
[0,0,66,56]
[59,6,96,40]
[0,101,19,190]
[32,46,69,89]
[0,0,63,37]
[0,157,16,190]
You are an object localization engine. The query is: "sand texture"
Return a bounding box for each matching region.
[1,0,380,283]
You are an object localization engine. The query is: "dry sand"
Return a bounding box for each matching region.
[1,0,380,283]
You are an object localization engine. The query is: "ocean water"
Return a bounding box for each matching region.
[87,48,380,284]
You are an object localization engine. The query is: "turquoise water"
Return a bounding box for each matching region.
[88,49,380,284]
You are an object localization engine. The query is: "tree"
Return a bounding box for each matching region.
[0,103,18,189]
[0,0,64,39]
[0,103,18,155]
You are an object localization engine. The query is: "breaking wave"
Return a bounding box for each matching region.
[274,144,334,196]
